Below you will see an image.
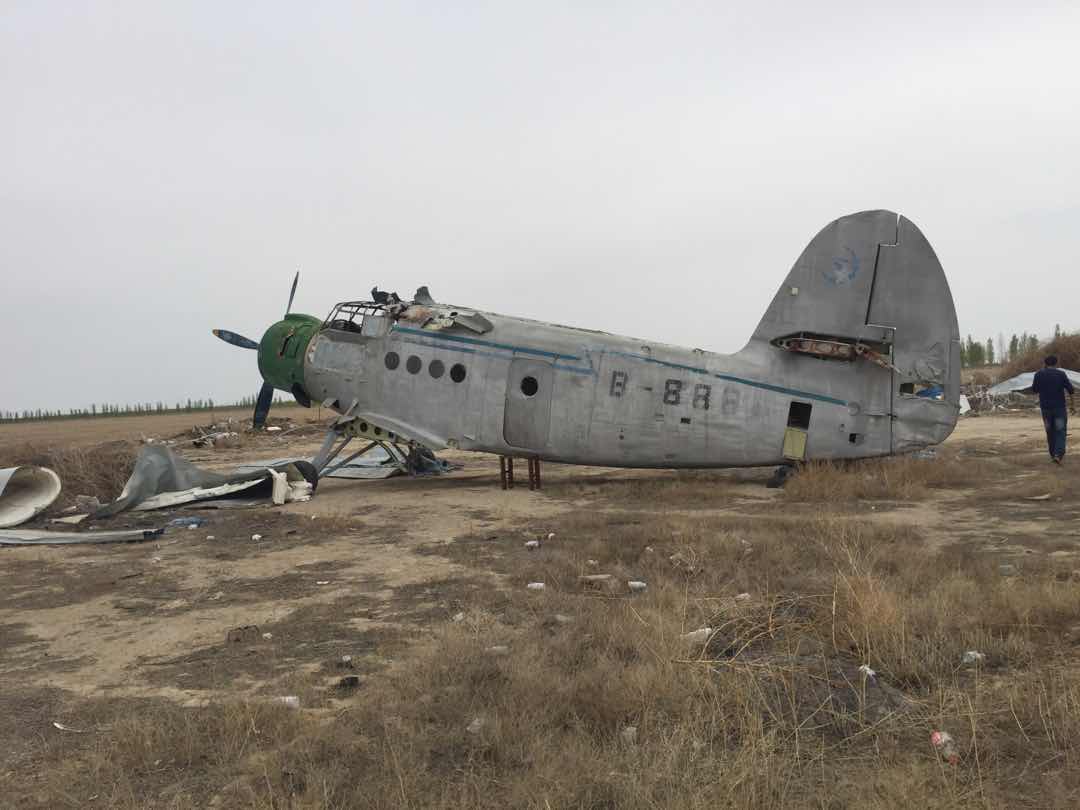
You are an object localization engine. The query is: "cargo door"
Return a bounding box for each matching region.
[504,358,554,451]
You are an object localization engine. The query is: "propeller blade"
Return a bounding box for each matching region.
[212,329,260,350]
[253,382,275,429]
[285,271,299,316]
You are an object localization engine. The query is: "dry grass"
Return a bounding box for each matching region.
[0,440,137,508]
[783,445,1079,508]
[783,452,993,502]
[15,508,1080,808]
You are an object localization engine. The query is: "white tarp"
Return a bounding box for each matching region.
[987,369,1080,397]
[0,466,62,528]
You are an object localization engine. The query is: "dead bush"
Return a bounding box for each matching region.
[0,440,137,508]
[1000,332,1080,380]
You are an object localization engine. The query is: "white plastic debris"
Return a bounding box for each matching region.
[734,592,751,602]
[341,655,353,665]
[206,535,215,540]
[681,627,713,644]
[485,645,510,656]
[620,726,638,745]
[316,580,330,586]
[524,539,540,550]
[553,614,573,625]
[262,632,273,640]
[276,696,301,709]
[930,730,959,764]
[526,582,546,591]
[266,426,282,433]
[269,469,289,505]
[644,546,654,553]
[286,480,313,503]
[586,559,599,567]
[251,533,263,541]
[858,664,876,678]
[52,721,88,733]
[627,580,647,593]
[466,717,485,735]
[451,611,466,623]
[546,533,556,541]
[998,563,1018,577]
[961,650,985,665]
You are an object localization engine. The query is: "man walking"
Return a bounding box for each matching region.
[1031,355,1075,463]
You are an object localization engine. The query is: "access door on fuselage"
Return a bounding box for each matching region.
[503,358,554,451]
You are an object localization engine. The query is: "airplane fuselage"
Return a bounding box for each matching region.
[255,211,961,469]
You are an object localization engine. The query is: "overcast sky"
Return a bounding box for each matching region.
[3,2,1078,413]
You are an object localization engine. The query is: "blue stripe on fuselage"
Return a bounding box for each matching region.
[390,326,846,406]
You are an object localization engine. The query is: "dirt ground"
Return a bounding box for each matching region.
[0,410,1077,808]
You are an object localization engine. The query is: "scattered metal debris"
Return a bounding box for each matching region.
[0,526,164,546]
[92,445,317,518]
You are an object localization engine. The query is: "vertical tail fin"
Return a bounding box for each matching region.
[747,210,960,451]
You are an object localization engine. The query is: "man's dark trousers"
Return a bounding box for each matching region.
[1041,406,1068,459]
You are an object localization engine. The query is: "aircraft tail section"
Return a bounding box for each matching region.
[747,210,961,452]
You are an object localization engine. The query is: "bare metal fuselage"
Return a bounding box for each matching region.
[292,211,960,468]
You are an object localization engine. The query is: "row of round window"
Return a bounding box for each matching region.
[384,352,467,383]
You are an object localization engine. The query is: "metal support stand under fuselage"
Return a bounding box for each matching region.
[500,456,541,491]
[499,456,515,490]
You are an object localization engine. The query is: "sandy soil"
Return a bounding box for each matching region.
[0,410,1075,770]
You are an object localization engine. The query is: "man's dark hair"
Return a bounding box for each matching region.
[1045,355,1059,367]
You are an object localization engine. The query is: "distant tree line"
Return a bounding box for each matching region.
[960,327,1062,368]
[0,395,290,424]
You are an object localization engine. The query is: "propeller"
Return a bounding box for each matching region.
[213,271,300,429]
[211,329,259,350]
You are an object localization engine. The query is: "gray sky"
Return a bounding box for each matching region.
[3,2,1078,413]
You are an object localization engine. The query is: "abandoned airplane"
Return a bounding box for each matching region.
[214,210,960,478]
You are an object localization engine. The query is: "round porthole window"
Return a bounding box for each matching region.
[384,352,400,370]
[450,363,467,383]
[406,355,422,374]
[520,376,539,396]
[429,359,445,379]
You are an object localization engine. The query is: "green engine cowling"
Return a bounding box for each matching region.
[257,314,322,405]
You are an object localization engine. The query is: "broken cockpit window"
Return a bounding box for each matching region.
[324,288,494,336]
[323,302,392,337]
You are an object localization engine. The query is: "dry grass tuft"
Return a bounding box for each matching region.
[783,452,992,503]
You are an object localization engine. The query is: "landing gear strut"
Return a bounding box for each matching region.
[312,416,427,477]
